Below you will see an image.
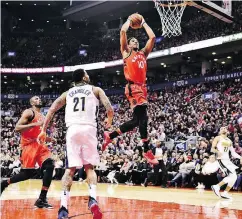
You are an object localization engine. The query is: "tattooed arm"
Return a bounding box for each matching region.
[37,92,67,144]
[42,92,67,132]
[93,86,114,129]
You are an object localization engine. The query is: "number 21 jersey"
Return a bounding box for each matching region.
[65,85,99,128]
[124,50,147,84]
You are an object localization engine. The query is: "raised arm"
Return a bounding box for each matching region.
[141,17,156,57]
[229,144,241,159]
[15,109,42,133]
[37,92,67,144]
[120,19,131,55]
[42,92,67,132]
[94,87,114,129]
[211,136,220,153]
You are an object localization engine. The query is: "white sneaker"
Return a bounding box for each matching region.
[200,183,205,189]
[196,183,201,189]
[220,191,232,200]
[211,185,221,197]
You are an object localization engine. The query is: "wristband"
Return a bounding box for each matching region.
[141,21,146,27]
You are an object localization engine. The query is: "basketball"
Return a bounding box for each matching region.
[129,13,143,29]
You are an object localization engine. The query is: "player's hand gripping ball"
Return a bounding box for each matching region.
[129,13,144,29]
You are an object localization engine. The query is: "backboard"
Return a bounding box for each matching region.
[187,0,233,23]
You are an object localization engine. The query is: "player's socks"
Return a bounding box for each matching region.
[37,186,53,208]
[88,184,97,200]
[88,184,102,219]
[60,190,69,209]
[39,186,48,200]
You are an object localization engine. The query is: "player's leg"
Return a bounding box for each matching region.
[233,174,242,190]
[212,160,237,199]
[58,167,76,219]
[136,105,158,165]
[219,172,237,199]
[137,105,149,152]
[34,144,55,208]
[102,107,139,150]
[84,164,102,219]
[82,126,102,219]
[1,168,35,196]
[1,144,37,196]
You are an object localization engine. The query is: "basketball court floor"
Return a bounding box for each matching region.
[1,180,242,219]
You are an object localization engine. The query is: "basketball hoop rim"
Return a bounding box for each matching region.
[153,0,188,7]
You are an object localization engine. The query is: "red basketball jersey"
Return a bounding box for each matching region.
[20,110,44,146]
[123,50,147,84]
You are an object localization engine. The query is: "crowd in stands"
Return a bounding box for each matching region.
[1,78,242,190]
[1,2,242,189]
[1,2,242,68]
[2,63,241,96]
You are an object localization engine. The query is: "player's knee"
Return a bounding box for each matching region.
[42,158,55,172]
[227,173,237,187]
[131,115,139,126]
[120,118,139,133]
[139,116,148,127]
[21,169,35,179]
[84,164,94,172]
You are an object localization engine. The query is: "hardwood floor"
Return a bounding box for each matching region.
[1,180,242,219]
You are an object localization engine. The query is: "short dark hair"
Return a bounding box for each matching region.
[127,37,136,44]
[72,69,85,83]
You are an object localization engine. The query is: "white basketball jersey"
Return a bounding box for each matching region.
[216,136,232,160]
[65,85,99,128]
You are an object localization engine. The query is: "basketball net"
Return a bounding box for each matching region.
[154,0,187,38]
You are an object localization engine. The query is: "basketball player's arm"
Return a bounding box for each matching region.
[120,19,131,55]
[229,144,241,159]
[141,19,156,57]
[211,136,219,153]
[94,87,114,127]
[41,92,67,132]
[15,109,42,132]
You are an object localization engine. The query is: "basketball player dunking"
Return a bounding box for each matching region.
[37,69,114,219]
[211,127,242,199]
[1,96,55,208]
[102,13,158,165]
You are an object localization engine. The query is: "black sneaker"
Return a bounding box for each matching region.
[34,198,53,209]
[1,180,9,196]
[58,206,68,219]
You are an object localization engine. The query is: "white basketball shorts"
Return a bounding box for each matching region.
[217,159,238,175]
[66,124,100,168]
